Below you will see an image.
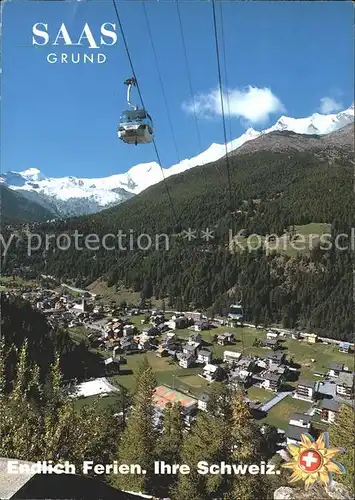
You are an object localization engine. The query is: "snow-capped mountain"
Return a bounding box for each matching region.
[1,104,353,218]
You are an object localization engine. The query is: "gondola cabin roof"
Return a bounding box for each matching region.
[120,109,152,122]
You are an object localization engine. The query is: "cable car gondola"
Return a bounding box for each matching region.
[118,77,154,145]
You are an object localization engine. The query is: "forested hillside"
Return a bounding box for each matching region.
[0,295,102,387]
[0,185,55,223]
[2,128,354,339]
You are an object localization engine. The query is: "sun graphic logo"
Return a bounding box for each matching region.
[282,432,345,490]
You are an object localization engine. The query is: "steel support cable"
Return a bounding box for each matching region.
[211,0,234,214]
[112,0,179,226]
[219,1,233,147]
[142,0,181,164]
[175,0,208,187]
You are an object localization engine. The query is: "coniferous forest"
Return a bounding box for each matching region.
[1,130,354,498]
[2,144,353,340]
[0,302,292,500]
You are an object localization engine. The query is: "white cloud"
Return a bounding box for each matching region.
[319,96,343,114]
[182,85,285,124]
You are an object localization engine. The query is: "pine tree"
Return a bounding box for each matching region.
[115,360,157,494]
[133,355,150,394]
[154,402,183,496]
[228,390,268,500]
[172,411,231,500]
[329,404,355,494]
[1,342,42,460]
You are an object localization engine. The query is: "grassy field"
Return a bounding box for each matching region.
[0,276,38,289]
[261,396,312,430]
[86,278,162,306]
[247,386,274,403]
[230,222,332,257]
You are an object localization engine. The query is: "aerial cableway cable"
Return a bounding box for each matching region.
[219,1,233,146]
[175,0,207,186]
[111,0,179,226]
[211,0,234,214]
[142,0,181,164]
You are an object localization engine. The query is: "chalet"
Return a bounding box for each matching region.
[262,339,279,350]
[235,356,256,372]
[306,333,318,343]
[320,399,340,423]
[104,357,120,374]
[328,362,344,378]
[336,372,354,399]
[202,364,224,382]
[198,392,210,412]
[151,314,165,326]
[260,351,286,364]
[285,425,305,445]
[268,362,287,377]
[285,426,313,446]
[339,342,351,354]
[138,338,150,350]
[193,320,210,331]
[151,308,163,316]
[217,333,235,346]
[258,372,282,392]
[294,380,317,402]
[289,413,312,429]
[142,326,159,336]
[267,330,279,339]
[189,332,203,344]
[157,323,169,334]
[168,317,188,330]
[229,369,252,388]
[223,350,242,364]
[162,332,177,347]
[179,352,195,369]
[185,311,203,322]
[167,345,181,357]
[156,347,169,357]
[197,349,212,364]
[122,342,138,353]
[285,411,313,445]
[183,342,201,357]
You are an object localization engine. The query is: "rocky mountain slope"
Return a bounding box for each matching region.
[0,185,56,224]
[1,105,353,219]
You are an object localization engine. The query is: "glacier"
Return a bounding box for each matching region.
[1,104,353,218]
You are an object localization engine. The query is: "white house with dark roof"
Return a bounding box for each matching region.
[335,372,354,399]
[223,350,242,364]
[319,399,340,423]
[183,342,201,357]
[189,332,203,344]
[339,342,351,353]
[178,352,195,369]
[328,363,344,378]
[285,412,312,445]
[257,372,282,392]
[217,333,235,346]
[294,380,317,401]
[202,364,223,382]
[198,392,210,411]
[289,412,312,428]
[197,349,212,364]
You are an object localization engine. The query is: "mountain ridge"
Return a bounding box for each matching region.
[1,104,353,219]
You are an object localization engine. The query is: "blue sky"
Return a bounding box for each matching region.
[1,0,353,179]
